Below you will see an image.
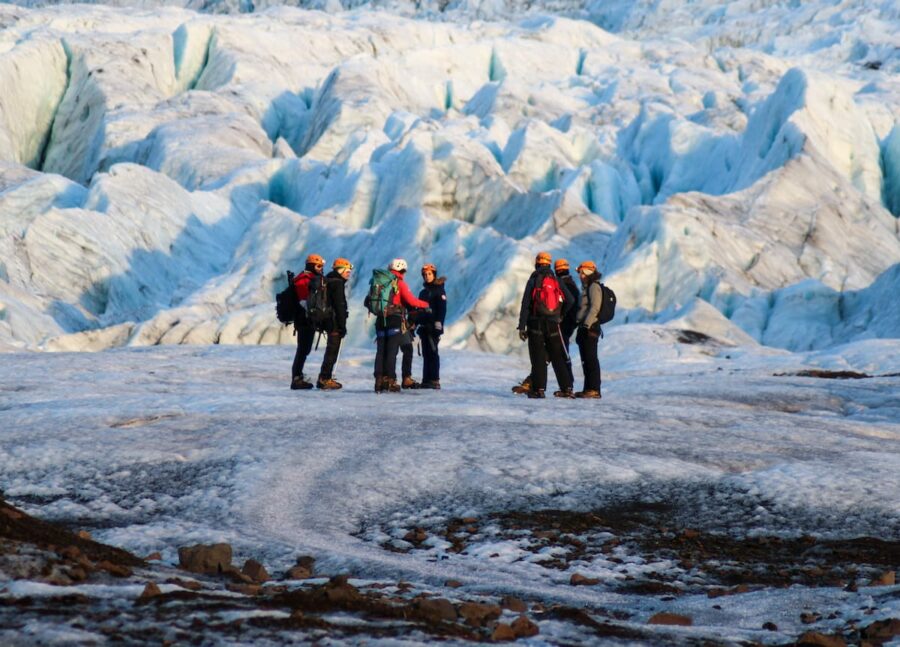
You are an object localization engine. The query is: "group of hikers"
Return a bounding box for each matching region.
[277,251,613,398]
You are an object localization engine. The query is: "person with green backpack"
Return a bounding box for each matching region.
[365,258,430,393]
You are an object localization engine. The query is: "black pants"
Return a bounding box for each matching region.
[319,332,342,379]
[374,327,403,380]
[291,325,315,379]
[576,327,601,392]
[421,332,440,382]
[400,332,414,379]
[527,320,572,392]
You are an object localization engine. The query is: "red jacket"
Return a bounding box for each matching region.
[391,270,429,309]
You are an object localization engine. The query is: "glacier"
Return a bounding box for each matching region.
[0,0,898,353]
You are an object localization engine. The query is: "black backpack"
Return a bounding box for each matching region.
[597,283,617,325]
[275,271,298,324]
[306,275,333,330]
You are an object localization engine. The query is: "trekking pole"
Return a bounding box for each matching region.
[557,323,570,361]
[315,330,322,351]
[417,339,422,356]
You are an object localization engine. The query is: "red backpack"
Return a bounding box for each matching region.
[293,271,314,301]
[531,274,564,317]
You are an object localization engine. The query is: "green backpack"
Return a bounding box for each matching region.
[366,269,398,317]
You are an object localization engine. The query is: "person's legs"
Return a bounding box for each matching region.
[527,326,548,393]
[319,332,342,385]
[292,326,315,378]
[546,324,573,394]
[401,340,413,379]
[383,330,403,387]
[422,334,440,384]
[576,328,601,396]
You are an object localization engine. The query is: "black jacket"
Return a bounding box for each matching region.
[518,266,575,330]
[323,270,349,335]
[557,271,580,338]
[417,278,447,329]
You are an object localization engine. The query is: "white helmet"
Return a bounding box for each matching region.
[389,258,408,272]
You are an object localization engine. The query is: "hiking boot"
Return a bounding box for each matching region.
[575,389,601,399]
[383,377,401,393]
[317,376,342,390]
[526,389,545,399]
[421,380,441,390]
[402,376,420,389]
[511,376,531,394]
[554,388,576,399]
[374,377,384,393]
[290,375,313,390]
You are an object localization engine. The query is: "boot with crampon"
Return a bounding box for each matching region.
[553,388,576,399]
[383,377,402,393]
[317,376,343,390]
[575,389,601,399]
[290,374,314,390]
[511,375,531,394]
[402,376,420,389]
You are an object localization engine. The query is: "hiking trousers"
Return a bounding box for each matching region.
[400,332,414,379]
[374,327,403,380]
[421,332,441,383]
[319,332,342,379]
[292,324,316,379]
[527,320,572,392]
[576,327,601,392]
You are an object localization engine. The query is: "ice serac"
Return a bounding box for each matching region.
[883,125,900,217]
[603,68,900,349]
[0,39,68,168]
[42,33,179,184]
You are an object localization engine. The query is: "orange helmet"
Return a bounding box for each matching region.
[535,251,552,266]
[306,253,325,266]
[421,263,437,274]
[333,257,353,270]
[554,258,569,272]
[577,260,597,274]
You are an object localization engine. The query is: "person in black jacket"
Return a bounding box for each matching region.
[416,263,447,389]
[517,252,575,399]
[554,258,580,384]
[291,253,325,390]
[316,257,353,390]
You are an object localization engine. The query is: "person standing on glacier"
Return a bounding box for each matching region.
[416,263,447,389]
[290,253,325,390]
[367,258,430,393]
[574,260,603,398]
[517,252,576,399]
[316,257,353,390]
[555,258,580,384]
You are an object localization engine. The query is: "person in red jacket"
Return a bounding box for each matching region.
[373,258,430,393]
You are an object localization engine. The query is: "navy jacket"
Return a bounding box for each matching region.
[557,271,580,339]
[416,278,447,330]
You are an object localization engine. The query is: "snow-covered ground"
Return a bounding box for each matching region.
[2,333,899,642]
[1,0,898,354]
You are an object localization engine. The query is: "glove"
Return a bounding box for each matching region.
[518,330,528,341]
[423,307,433,314]
[433,321,443,333]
